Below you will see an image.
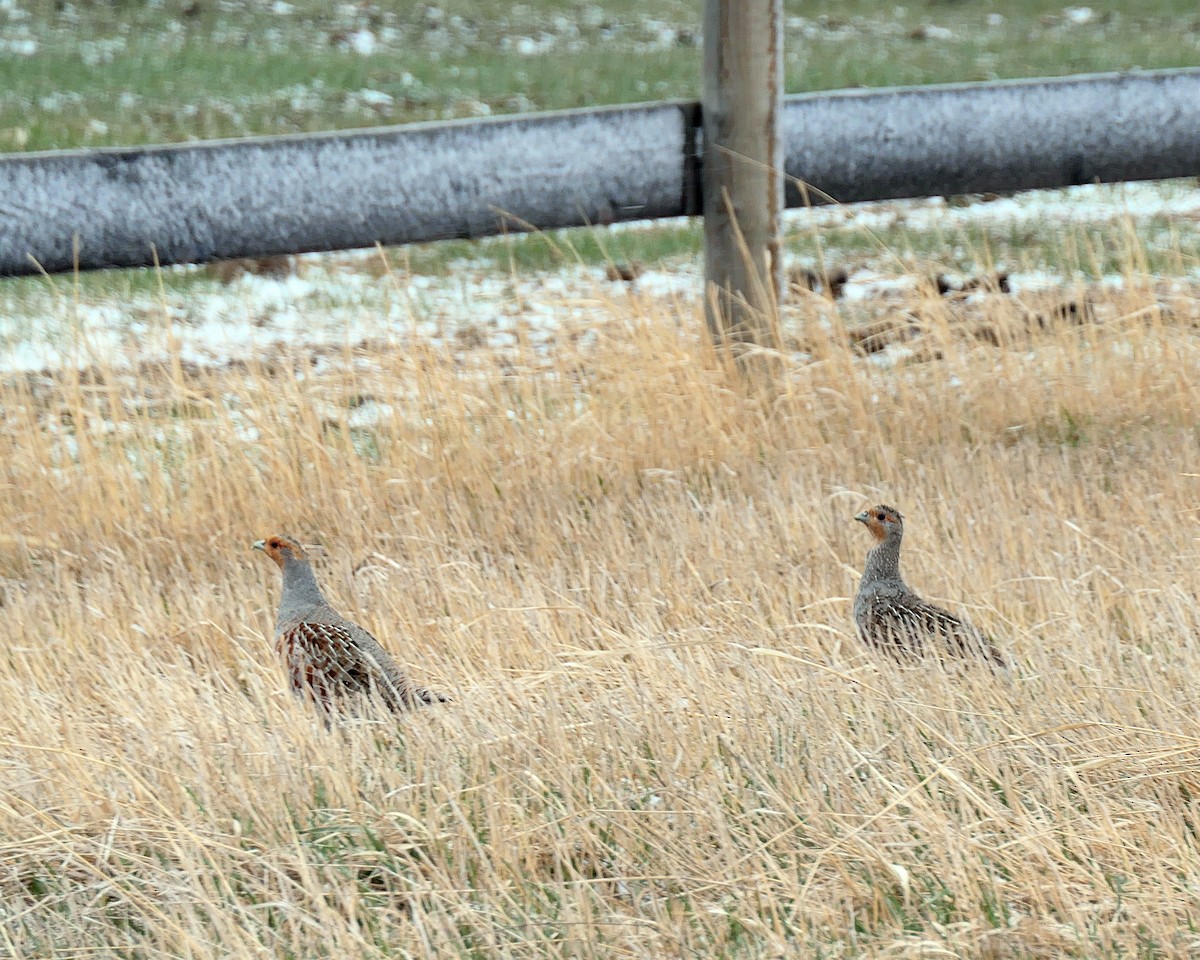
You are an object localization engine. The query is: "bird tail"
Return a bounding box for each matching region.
[414,686,451,705]
[976,635,1014,672]
[948,627,1011,670]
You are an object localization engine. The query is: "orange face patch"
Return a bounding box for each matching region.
[863,514,889,542]
[260,535,304,567]
[857,505,901,542]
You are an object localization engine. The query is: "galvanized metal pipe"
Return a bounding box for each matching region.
[1,69,1198,276]
[781,69,1200,205]
[0,103,700,277]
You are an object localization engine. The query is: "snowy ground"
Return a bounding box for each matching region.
[1,178,1198,376]
[788,178,1200,235]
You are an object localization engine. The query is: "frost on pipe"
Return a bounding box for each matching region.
[4,69,1200,276]
[0,102,699,276]
[783,69,1200,206]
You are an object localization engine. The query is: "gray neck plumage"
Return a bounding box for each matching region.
[276,553,328,624]
[863,533,904,584]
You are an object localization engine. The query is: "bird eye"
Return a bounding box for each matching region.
[876,512,887,522]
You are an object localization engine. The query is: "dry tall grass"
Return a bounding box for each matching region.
[4,262,1200,958]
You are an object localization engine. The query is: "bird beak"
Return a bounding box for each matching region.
[854,510,869,524]
[252,539,266,552]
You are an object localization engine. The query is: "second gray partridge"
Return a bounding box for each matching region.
[852,505,1006,666]
[254,535,447,713]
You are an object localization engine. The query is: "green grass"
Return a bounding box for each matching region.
[399,220,706,275]
[2,0,1198,299]
[5,187,1198,319]
[4,0,1197,154]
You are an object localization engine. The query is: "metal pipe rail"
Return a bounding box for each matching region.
[1,68,1198,277]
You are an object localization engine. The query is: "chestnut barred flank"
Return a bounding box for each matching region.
[254,535,447,715]
[853,505,1006,667]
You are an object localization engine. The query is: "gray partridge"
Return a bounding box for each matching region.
[254,535,447,713]
[852,505,1006,666]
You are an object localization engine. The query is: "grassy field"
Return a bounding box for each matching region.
[3,0,1199,313]
[5,5,1200,955]
[4,0,1199,152]
[5,265,1200,955]
[1,0,1198,304]
[5,187,1198,375]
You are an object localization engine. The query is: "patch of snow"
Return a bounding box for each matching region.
[1005,271,1064,294]
[3,179,1198,376]
[0,342,67,373]
[460,98,491,117]
[37,91,83,113]
[840,273,918,301]
[784,180,1200,235]
[510,34,555,55]
[347,401,395,428]
[347,29,377,56]
[79,37,126,66]
[644,20,679,49]
[350,88,393,109]
[622,270,696,298]
[3,38,37,57]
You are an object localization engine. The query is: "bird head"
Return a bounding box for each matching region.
[252,534,307,568]
[854,504,903,543]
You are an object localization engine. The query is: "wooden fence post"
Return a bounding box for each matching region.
[702,0,784,364]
